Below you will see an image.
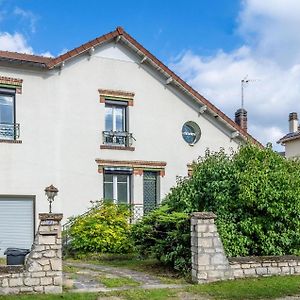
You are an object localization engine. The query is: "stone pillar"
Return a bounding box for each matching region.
[191,212,232,283]
[0,213,63,295]
[25,213,63,293]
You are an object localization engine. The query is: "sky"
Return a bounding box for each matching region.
[0,0,300,150]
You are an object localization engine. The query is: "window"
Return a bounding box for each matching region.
[103,101,133,146]
[0,88,18,140]
[143,171,159,214]
[103,170,131,204]
[182,121,201,145]
[105,103,126,132]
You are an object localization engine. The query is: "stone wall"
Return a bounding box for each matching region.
[230,256,300,278]
[0,213,63,295]
[191,212,300,283]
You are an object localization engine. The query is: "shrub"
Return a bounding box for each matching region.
[65,201,133,255]
[132,144,300,273]
[131,206,190,273]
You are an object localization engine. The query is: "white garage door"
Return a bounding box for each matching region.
[0,197,34,257]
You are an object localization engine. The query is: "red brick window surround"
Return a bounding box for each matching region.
[98,89,134,106]
[99,89,135,151]
[0,76,23,94]
[96,159,166,177]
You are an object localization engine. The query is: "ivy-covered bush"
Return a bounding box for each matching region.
[65,201,133,255]
[132,144,300,273]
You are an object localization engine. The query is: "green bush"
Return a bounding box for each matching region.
[65,201,133,255]
[131,206,190,273]
[132,144,300,273]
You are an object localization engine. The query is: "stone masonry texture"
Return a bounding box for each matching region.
[191,212,233,283]
[191,212,300,284]
[0,213,63,295]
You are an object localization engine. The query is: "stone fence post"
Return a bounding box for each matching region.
[0,213,63,294]
[25,213,63,293]
[191,212,232,283]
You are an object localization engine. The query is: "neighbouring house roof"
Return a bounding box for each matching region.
[0,50,52,67]
[277,131,300,144]
[0,26,262,147]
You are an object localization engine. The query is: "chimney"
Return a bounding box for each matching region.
[289,112,298,133]
[235,108,248,132]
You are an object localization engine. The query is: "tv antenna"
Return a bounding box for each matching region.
[241,75,260,109]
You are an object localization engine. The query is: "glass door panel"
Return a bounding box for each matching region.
[0,94,14,124]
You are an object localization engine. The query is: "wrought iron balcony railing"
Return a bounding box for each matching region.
[102,131,135,147]
[0,123,20,139]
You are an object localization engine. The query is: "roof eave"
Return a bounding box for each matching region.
[277,135,300,145]
[0,58,48,69]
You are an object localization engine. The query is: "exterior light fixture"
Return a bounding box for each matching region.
[44,184,59,213]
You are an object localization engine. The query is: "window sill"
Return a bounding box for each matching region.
[0,139,22,144]
[100,145,135,151]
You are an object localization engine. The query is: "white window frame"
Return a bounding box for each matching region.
[104,172,131,204]
[105,103,126,132]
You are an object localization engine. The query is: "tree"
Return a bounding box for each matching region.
[132,144,300,273]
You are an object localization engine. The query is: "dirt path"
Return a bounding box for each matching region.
[64,261,187,293]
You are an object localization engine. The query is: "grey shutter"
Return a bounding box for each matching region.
[0,197,34,256]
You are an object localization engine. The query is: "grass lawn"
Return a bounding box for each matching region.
[0,258,5,265]
[98,275,140,288]
[186,275,300,300]
[0,289,177,300]
[0,275,299,299]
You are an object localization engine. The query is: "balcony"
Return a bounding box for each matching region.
[102,131,134,147]
[0,123,20,140]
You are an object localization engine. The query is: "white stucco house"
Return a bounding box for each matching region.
[277,112,300,158]
[0,27,260,255]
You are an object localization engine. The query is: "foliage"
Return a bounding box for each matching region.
[65,201,133,255]
[131,205,191,273]
[132,144,300,273]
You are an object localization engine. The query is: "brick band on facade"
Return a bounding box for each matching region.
[99,88,134,106]
[96,159,166,177]
[0,76,23,94]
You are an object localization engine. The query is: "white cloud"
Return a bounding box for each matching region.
[170,0,300,149]
[13,7,38,33]
[0,32,33,53]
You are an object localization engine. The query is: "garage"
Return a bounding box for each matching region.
[0,196,35,257]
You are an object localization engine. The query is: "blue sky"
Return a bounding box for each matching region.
[0,0,242,59]
[1,0,300,149]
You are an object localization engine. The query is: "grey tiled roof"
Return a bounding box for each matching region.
[277,131,300,144]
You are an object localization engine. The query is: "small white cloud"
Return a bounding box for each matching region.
[39,51,53,58]
[13,7,38,33]
[0,32,33,53]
